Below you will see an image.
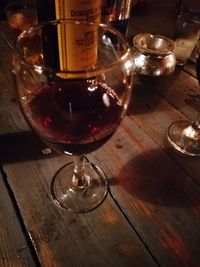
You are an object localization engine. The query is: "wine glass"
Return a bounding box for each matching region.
[167,46,200,156]
[13,20,133,212]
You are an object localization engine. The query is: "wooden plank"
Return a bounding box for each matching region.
[0,171,36,267]
[3,156,158,267]
[91,117,200,267]
[182,61,197,78]
[152,68,199,121]
[131,69,200,186]
[103,7,200,260]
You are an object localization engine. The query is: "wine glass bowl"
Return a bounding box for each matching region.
[13,20,132,212]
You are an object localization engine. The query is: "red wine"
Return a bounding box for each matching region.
[24,79,123,155]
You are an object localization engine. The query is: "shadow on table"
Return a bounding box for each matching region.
[128,68,181,116]
[0,131,57,164]
[115,148,193,207]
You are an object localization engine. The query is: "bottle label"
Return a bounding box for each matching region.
[55,0,101,71]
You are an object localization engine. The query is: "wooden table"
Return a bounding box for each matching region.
[0,1,200,266]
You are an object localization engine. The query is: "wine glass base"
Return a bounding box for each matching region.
[167,120,200,156]
[50,160,108,213]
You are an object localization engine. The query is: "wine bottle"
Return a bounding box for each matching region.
[35,0,102,71]
[35,0,59,68]
[35,0,56,21]
[102,0,131,36]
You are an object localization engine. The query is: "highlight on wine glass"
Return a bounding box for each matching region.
[4,0,37,33]
[167,47,200,156]
[13,20,133,212]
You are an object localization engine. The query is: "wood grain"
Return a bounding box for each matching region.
[1,1,200,266]
[3,156,158,267]
[92,115,200,266]
[0,172,36,267]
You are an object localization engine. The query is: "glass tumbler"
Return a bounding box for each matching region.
[173,9,200,65]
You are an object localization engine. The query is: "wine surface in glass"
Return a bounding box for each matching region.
[25,79,123,155]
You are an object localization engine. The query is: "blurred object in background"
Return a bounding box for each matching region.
[183,0,200,11]
[190,38,200,63]
[174,0,183,15]
[131,0,151,6]
[173,8,200,65]
[174,0,200,64]
[101,0,132,36]
[130,0,151,16]
[175,0,200,15]
[4,0,37,33]
[0,0,12,20]
[101,0,151,36]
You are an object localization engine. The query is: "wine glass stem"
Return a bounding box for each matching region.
[72,155,88,190]
[193,113,200,129]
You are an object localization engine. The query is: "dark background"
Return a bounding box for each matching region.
[0,0,12,20]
